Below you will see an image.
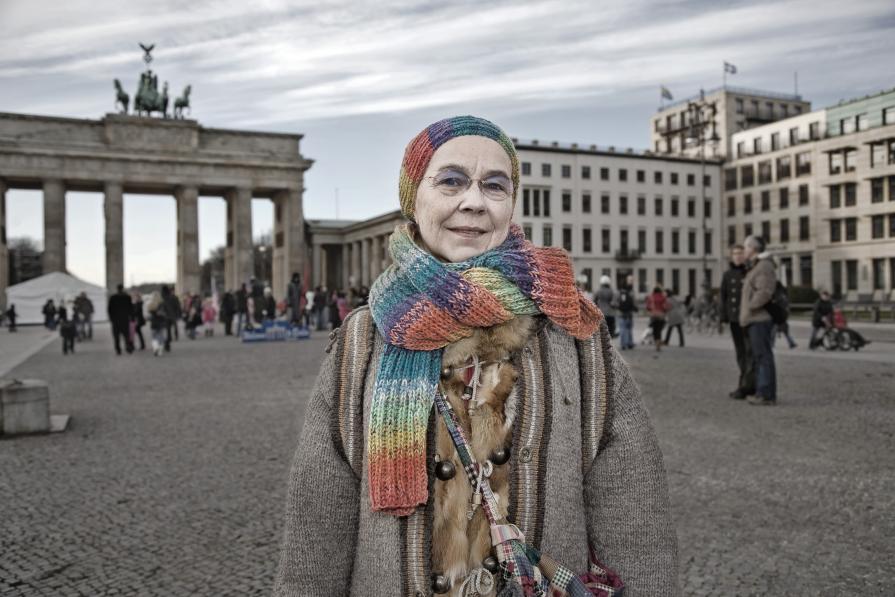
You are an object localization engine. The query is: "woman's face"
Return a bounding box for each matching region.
[414,136,514,263]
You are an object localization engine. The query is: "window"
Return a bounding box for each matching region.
[796,152,811,176]
[844,149,857,172]
[845,217,857,241]
[841,117,855,135]
[582,193,592,214]
[671,230,680,254]
[872,215,885,239]
[671,172,679,185]
[655,229,664,254]
[799,184,809,206]
[846,260,858,291]
[543,190,551,217]
[789,127,799,145]
[891,175,895,201]
[704,231,713,255]
[583,227,593,253]
[844,183,856,207]
[800,255,813,287]
[601,228,610,253]
[687,173,695,186]
[777,156,791,180]
[724,168,737,191]
[600,167,609,181]
[562,226,573,251]
[735,98,744,113]
[523,224,532,240]
[688,198,696,217]
[654,197,663,216]
[562,191,572,212]
[704,199,712,219]
[830,219,842,243]
[873,258,885,290]
[737,141,746,158]
[758,160,773,185]
[619,168,628,182]
[771,132,780,151]
[856,113,868,132]
[872,142,886,167]
[654,171,663,184]
[761,221,771,242]
[891,214,895,237]
[830,185,841,208]
[656,268,664,287]
[727,225,736,245]
[871,178,885,203]
[523,188,530,216]
[688,230,696,254]
[780,218,790,242]
[809,122,820,140]
[542,163,551,177]
[582,165,591,179]
[532,189,541,216]
[753,138,762,154]
[671,197,679,217]
[890,140,895,165]
[799,216,810,241]
[829,152,843,174]
[638,269,647,293]
[521,162,531,176]
[744,223,753,237]
[619,194,629,215]
[561,164,571,178]
[638,229,647,253]
[761,191,771,212]
[672,269,680,293]
[637,170,645,183]
[637,195,646,215]
[780,187,789,209]
[831,260,842,297]
[885,106,895,125]
[744,193,753,214]
[741,164,754,187]
[600,194,610,214]
[542,225,553,246]
[581,268,593,293]
[620,229,629,252]
[703,174,711,187]
[727,196,736,216]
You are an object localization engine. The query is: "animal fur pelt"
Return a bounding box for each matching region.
[432,315,536,594]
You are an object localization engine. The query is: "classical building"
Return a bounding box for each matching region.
[723,87,895,298]
[651,86,811,158]
[0,112,311,304]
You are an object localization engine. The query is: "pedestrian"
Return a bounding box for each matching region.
[235,283,248,333]
[663,289,686,347]
[59,309,77,355]
[42,299,57,330]
[74,291,95,340]
[220,290,235,336]
[616,274,637,350]
[107,284,134,355]
[146,291,168,356]
[594,275,618,337]
[185,294,202,339]
[5,303,17,332]
[719,244,755,400]
[336,290,350,323]
[274,115,676,596]
[313,286,327,330]
[327,288,341,330]
[287,272,303,325]
[775,321,798,349]
[251,277,265,325]
[645,285,670,351]
[130,292,146,350]
[304,287,314,328]
[809,290,834,349]
[202,297,217,337]
[739,235,778,405]
[161,285,179,351]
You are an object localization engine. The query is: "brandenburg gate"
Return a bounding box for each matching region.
[0,111,311,300]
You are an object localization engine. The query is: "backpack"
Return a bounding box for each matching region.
[765,281,789,324]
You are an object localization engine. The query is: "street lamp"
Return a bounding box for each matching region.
[685,90,720,301]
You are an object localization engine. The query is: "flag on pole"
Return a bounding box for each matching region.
[724,61,737,75]
[660,85,673,100]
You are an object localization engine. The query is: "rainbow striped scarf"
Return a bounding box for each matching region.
[367,222,602,515]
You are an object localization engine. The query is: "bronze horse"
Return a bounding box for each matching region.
[114,79,129,114]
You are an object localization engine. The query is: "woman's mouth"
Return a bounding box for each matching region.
[447,226,487,238]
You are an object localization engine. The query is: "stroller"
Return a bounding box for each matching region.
[823,307,870,351]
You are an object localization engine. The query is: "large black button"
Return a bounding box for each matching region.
[489,446,511,466]
[431,573,451,593]
[435,459,456,481]
[482,555,500,573]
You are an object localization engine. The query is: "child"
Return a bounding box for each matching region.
[202,299,217,337]
[59,311,77,355]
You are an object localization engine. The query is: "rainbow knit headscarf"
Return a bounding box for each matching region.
[368,148,602,514]
[398,115,520,221]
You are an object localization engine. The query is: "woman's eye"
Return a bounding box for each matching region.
[439,176,465,187]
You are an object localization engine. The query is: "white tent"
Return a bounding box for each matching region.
[5,272,108,325]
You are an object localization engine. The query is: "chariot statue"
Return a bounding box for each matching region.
[113,43,191,119]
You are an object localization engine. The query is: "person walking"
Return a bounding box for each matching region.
[42,299,57,330]
[146,292,168,356]
[313,286,327,330]
[327,288,341,330]
[74,291,95,340]
[250,277,265,325]
[5,304,17,332]
[287,272,303,325]
[131,292,147,350]
[220,290,235,336]
[617,274,637,350]
[59,309,77,355]
[235,284,248,334]
[740,235,778,405]
[809,290,834,349]
[719,244,755,400]
[663,289,686,347]
[775,321,798,349]
[594,275,618,337]
[645,286,670,351]
[161,285,179,352]
[107,284,134,355]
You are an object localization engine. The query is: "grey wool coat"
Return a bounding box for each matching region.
[273,306,680,597]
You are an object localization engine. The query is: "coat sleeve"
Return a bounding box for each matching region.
[747,262,776,311]
[583,340,680,596]
[273,332,360,596]
[719,272,729,323]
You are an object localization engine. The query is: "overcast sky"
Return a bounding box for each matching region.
[2,0,893,285]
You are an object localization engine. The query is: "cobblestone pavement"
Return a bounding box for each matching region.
[1,322,892,595]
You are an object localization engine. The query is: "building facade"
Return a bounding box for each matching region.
[723,88,895,298]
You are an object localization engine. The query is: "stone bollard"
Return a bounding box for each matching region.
[0,379,51,435]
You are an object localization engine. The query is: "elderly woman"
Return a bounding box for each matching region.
[274,116,678,596]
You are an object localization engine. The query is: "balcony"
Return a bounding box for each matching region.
[615,249,642,262]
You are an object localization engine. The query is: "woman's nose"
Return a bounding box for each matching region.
[457,182,487,212]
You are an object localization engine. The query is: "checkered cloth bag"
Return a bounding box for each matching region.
[433,389,624,596]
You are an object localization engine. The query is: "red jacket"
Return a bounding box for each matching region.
[646,292,670,319]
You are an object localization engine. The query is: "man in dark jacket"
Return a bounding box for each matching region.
[161,285,180,352]
[287,273,303,325]
[719,244,754,400]
[617,274,638,350]
[107,284,134,355]
[220,290,236,336]
[235,284,248,333]
[809,290,834,349]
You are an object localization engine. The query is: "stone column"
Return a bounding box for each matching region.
[312,243,323,288]
[350,240,361,288]
[225,187,253,291]
[103,182,124,292]
[271,188,305,301]
[175,185,200,295]
[371,235,382,281]
[360,237,370,287]
[42,179,66,273]
[0,179,7,311]
[341,243,350,290]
